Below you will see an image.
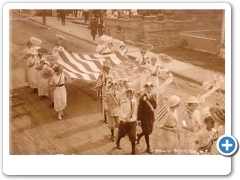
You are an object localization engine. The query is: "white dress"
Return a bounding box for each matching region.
[50,73,67,112]
[36,62,49,97]
[22,47,33,83]
[27,55,38,89]
[160,109,180,150]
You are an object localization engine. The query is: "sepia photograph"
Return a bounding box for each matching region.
[8,7,226,156]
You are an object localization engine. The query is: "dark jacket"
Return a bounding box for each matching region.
[137,93,157,134]
[90,19,98,32]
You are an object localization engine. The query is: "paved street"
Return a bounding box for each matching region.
[9,12,224,155]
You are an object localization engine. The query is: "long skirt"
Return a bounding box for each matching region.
[54,86,67,112]
[37,71,49,96]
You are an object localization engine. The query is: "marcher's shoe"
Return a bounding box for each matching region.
[104,120,108,124]
[146,148,153,154]
[116,142,121,149]
[111,135,115,141]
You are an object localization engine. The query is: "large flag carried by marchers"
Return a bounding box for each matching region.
[57,50,169,121]
[57,50,139,81]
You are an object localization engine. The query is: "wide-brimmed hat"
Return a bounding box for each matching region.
[168,95,181,107]
[29,37,42,46]
[41,66,55,79]
[103,60,111,68]
[126,88,135,95]
[202,107,211,119]
[186,96,199,104]
[144,82,154,88]
[209,107,225,125]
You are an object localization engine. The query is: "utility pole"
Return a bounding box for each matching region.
[43,10,46,26]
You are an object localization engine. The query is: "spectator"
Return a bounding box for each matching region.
[89,16,98,41]
[59,10,66,26]
[97,17,104,37]
[83,9,89,24]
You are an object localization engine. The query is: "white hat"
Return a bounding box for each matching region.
[168,95,181,107]
[185,96,199,104]
[202,107,211,119]
[30,37,42,46]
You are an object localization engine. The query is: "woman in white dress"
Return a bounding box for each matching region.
[27,48,39,91]
[160,95,181,151]
[49,65,67,120]
[22,40,34,85]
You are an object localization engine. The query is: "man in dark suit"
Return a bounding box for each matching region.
[89,16,98,41]
[137,82,157,154]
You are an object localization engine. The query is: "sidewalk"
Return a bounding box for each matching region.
[25,13,225,92]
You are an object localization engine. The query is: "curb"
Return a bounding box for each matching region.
[26,14,224,95]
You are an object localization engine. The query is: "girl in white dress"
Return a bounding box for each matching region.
[49,65,67,120]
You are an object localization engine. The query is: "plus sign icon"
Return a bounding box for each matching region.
[217,135,238,156]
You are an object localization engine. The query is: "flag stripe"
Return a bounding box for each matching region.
[68,52,99,73]
[76,53,104,69]
[59,51,98,78]
[57,58,96,80]
[155,95,168,121]
[72,53,102,72]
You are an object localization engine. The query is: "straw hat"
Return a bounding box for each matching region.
[29,37,42,46]
[186,96,199,104]
[209,107,225,125]
[202,107,211,119]
[126,88,135,95]
[168,95,181,107]
[144,82,154,88]
[41,66,55,79]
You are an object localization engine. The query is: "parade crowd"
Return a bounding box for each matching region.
[22,34,225,155]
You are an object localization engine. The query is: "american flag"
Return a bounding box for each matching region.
[57,50,138,81]
[155,95,168,121]
[57,50,168,121]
